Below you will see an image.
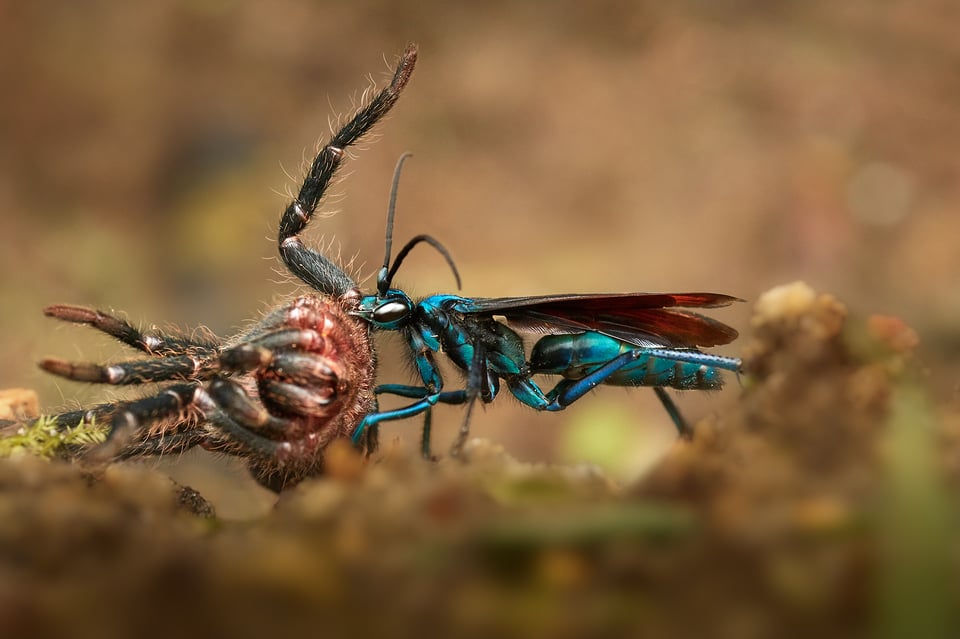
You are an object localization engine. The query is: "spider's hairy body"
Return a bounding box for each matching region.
[18,45,419,491]
[222,295,376,489]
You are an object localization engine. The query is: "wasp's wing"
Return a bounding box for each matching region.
[453,293,741,348]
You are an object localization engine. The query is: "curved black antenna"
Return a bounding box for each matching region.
[378,152,414,296]
[377,152,462,294]
[386,234,462,291]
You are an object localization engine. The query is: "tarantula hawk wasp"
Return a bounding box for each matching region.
[344,83,744,459]
[351,151,743,458]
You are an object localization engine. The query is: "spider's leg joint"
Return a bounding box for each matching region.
[164,387,190,408]
[291,201,308,222]
[194,388,217,413]
[143,334,163,352]
[112,410,136,432]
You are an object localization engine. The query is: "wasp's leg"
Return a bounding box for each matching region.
[537,349,737,437]
[352,396,439,445]
[450,342,497,458]
[421,409,433,460]
[351,327,449,446]
[539,350,678,411]
[502,350,673,412]
[653,386,692,439]
[544,378,696,438]
[374,383,470,459]
[374,384,468,404]
[641,348,742,374]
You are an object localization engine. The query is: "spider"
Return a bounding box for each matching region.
[24,45,421,491]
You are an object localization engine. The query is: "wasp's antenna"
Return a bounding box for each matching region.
[378,152,414,296]
[386,234,462,291]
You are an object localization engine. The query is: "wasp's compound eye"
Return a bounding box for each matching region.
[373,300,410,324]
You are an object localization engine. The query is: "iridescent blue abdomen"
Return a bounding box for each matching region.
[530,332,725,391]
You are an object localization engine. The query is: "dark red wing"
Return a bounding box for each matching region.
[455,293,741,348]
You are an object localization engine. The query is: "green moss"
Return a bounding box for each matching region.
[0,415,107,459]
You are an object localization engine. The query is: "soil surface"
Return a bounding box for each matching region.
[2,283,955,638]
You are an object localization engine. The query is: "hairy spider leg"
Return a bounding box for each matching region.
[39,355,205,385]
[31,382,205,460]
[36,317,214,453]
[278,45,418,296]
[42,403,130,430]
[44,305,220,356]
[115,431,207,458]
[92,383,202,459]
[194,390,287,461]
[200,326,349,448]
[40,315,350,457]
[41,304,224,384]
[205,377,295,438]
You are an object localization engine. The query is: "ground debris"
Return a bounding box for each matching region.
[1,283,956,639]
[0,388,38,422]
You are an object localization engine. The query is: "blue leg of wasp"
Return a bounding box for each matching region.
[450,341,494,458]
[365,383,469,458]
[357,395,381,458]
[544,375,695,435]
[640,348,742,373]
[542,350,648,409]
[421,409,432,460]
[351,328,455,447]
[534,347,738,437]
[350,386,467,446]
[352,398,437,445]
[375,384,469,404]
[499,350,648,412]
[653,387,692,440]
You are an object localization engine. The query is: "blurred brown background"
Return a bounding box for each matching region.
[1,1,957,501]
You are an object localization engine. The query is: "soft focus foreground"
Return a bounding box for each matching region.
[1,283,955,638]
